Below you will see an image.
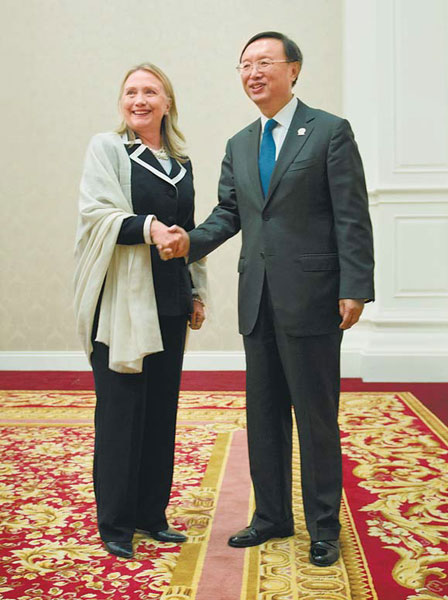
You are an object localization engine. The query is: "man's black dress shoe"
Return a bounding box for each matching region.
[309,540,340,566]
[104,541,133,559]
[228,526,293,548]
[148,526,187,543]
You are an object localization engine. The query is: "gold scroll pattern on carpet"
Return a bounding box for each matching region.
[0,390,96,408]
[0,391,377,600]
[339,392,448,599]
[241,437,376,600]
[165,397,375,600]
[0,396,220,600]
[1,390,447,600]
[252,535,354,600]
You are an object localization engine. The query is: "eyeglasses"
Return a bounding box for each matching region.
[236,59,295,74]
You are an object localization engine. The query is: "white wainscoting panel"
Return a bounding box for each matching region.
[394,0,448,173]
[377,0,448,188]
[343,0,448,381]
[395,215,448,296]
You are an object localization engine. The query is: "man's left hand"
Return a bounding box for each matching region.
[338,299,365,330]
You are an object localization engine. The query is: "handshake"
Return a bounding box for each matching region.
[150,220,190,261]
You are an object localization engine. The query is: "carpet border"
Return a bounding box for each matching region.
[398,391,448,443]
[161,431,232,600]
[341,489,379,600]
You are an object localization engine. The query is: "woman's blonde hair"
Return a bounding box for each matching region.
[117,63,187,162]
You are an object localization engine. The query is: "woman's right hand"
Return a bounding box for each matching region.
[150,221,189,260]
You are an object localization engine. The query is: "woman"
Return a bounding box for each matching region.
[74,63,207,559]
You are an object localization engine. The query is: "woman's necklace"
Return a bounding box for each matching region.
[139,136,169,160]
[149,146,169,160]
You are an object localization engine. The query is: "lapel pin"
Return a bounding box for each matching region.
[297,128,306,136]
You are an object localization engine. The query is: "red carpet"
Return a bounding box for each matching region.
[0,371,447,425]
[0,389,447,599]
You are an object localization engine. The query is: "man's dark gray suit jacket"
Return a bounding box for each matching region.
[188,99,374,336]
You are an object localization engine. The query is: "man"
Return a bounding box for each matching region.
[156,31,374,567]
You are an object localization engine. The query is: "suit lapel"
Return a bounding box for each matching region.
[128,143,186,187]
[244,119,264,202]
[264,100,315,207]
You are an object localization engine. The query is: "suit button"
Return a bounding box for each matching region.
[168,188,176,198]
[260,252,265,259]
[263,214,270,221]
[167,216,175,225]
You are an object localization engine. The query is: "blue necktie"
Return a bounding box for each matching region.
[258,118,277,197]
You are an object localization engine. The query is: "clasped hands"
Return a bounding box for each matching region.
[151,220,205,329]
[150,220,190,261]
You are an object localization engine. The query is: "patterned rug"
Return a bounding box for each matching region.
[0,390,447,600]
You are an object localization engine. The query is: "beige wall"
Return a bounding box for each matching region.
[0,0,342,353]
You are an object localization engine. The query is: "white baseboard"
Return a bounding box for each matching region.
[360,352,448,382]
[0,351,246,372]
[183,351,246,370]
[0,352,91,371]
[0,349,447,381]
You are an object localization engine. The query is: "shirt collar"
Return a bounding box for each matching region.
[260,96,298,131]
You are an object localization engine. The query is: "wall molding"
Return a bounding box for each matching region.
[367,189,448,207]
[0,351,246,373]
[0,349,446,382]
[368,187,448,195]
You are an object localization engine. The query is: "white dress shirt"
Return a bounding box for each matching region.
[260,96,298,159]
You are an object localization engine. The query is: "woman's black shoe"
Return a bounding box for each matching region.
[105,541,133,558]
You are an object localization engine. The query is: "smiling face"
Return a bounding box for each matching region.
[120,69,171,139]
[240,38,300,117]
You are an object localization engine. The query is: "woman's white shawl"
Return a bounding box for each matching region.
[74,132,207,373]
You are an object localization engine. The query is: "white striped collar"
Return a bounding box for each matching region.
[123,136,187,187]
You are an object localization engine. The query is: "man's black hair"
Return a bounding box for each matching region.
[240,31,303,65]
[240,32,302,86]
